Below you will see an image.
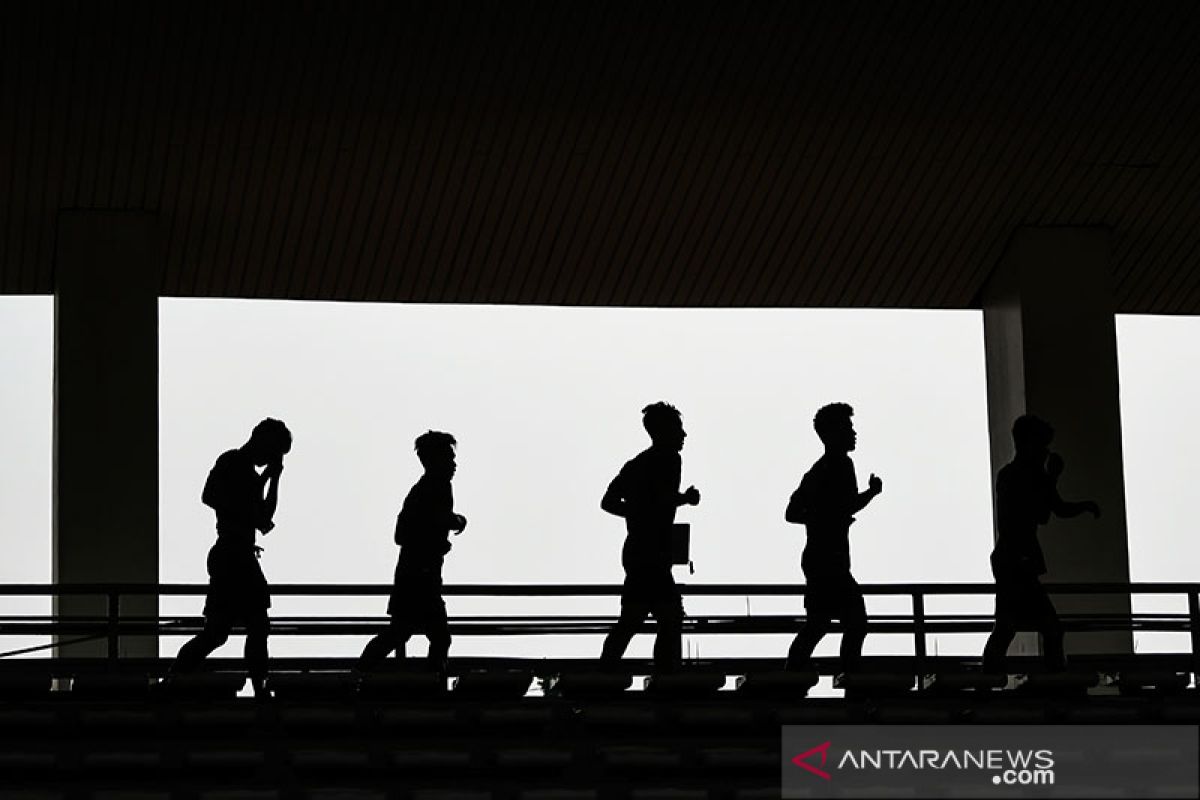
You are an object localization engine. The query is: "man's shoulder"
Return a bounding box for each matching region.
[998,460,1041,485]
[624,447,655,469]
[633,446,679,468]
[408,473,450,499]
[212,449,246,472]
[809,452,850,473]
[800,457,822,481]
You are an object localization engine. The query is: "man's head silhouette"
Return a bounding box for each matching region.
[1012,414,1054,457]
[813,402,856,453]
[415,430,458,478]
[642,402,686,451]
[246,418,292,466]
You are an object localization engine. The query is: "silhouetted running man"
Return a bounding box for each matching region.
[981,414,1100,674]
[599,402,700,673]
[357,431,466,675]
[168,418,292,699]
[784,403,882,675]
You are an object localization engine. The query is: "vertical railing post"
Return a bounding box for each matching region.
[912,592,927,675]
[1188,591,1200,674]
[106,591,120,664]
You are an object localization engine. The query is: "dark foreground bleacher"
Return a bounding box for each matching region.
[0,662,1198,800]
[1,581,1198,797]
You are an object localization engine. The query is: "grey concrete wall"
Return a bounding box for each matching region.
[982,226,1132,657]
[54,211,159,658]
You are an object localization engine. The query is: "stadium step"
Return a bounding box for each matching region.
[920,671,1007,693]
[1017,671,1099,696]
[734,670,818,699]
[833,672,915,696]
[642,672,724,698]
[158,672,246,701]
[358,670,446,700]
[0,672,52,700]
[452,669,534,699]
[544,671,632,699]
[268,672,356,700]
[1115,670,1191,695]
[69,673,153,700]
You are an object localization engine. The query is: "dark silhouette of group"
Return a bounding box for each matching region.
[166,404,1101,695]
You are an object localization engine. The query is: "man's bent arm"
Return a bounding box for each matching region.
[1052,493,1100,519]
[201,463,229,511]
[601,476,627,518]
[785,489,807,524]
[257,472,281,533]
[847,487,878,515]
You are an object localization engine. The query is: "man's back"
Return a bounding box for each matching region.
[203,449,260,546]
[614,447,681,528]
[395,473,454,574]
[992,460,1054,575]
[611,446,682,566]
[793,453,858,574]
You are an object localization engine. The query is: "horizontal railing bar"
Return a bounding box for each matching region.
[2,620,1192,635]
[3,619,1185,627]
[3,582,1190,662]
[0,582,1194,595]
[0,613,1191,625]
[0,653,1194,677]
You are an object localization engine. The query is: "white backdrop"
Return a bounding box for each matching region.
[3,298,1191,669]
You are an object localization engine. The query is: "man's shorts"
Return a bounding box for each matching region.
[802,572,867,623]
[993,574,1058,627]
[387,577,449,635]
[621,566,684,620]
[203,541,270,620]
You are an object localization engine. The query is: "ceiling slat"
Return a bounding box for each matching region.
[4,1,1200,312]
[708,2,836,308]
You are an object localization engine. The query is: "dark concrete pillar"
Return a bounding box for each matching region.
[54,211,159,658]
[981,226,1132,658]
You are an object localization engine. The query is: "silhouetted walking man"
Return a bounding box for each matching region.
[169,418,292,699]
[599,402,700,673]
[357,431,466,675]
[982,414,1100,674]
[784,403,881,675]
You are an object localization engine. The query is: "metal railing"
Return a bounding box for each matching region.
[0,582,1196,670]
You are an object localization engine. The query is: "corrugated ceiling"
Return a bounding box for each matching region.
[2,0,1199,310]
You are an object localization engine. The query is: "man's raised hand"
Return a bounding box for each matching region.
[682,485,701,506]
[868,474,883,494]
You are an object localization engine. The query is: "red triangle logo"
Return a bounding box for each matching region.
[791,741,832,781]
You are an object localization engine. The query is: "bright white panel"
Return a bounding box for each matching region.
[159,301,994,664]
